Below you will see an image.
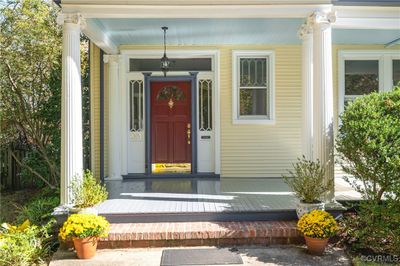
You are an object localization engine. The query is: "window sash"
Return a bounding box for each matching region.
[237,56,269,118]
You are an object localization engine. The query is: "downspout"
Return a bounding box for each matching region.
[100,50,105,184]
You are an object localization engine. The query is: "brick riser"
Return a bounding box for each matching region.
[96,221,303,249]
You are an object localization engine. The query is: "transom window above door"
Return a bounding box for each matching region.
[339,51,400,113]
[232,50,275,124]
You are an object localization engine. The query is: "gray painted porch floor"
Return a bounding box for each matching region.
[96,177,360,215]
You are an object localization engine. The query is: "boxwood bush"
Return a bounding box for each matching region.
[337,86,400,255]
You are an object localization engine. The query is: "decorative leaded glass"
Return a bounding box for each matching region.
[240,58,267,87]
[130,80,143,132]
[199,79,212,131]
[156,86,186,101]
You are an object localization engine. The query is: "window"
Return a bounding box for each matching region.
[199,79,212,131]
[232,51,274,124]
[344,60,379,107]
[129,80,144,132]
[393,60,400,87]
[339,51,400,113]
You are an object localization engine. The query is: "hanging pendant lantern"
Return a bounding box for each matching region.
[160,26,170,77]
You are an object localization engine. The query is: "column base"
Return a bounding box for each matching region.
[51,205,71,226]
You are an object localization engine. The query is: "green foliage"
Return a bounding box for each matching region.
[0,0,62,188]
[283,156,332,203]
[0,220,56,266]
[17,195,59,225]
[71,170,108,208]
[337,87,400,256]
[340,200,400,256]
[337,86,400,202]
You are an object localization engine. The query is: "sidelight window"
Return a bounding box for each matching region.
[129,80,144,132]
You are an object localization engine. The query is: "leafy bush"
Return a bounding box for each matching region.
[71,170,108,208]
[283,156,332,203]
[337,87,400,255]
[59,214,109,241]
[337,86,400,202]
[0,220,56,266]
[17,196,59,225]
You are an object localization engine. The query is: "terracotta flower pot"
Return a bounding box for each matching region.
[304,236,329,255]
[73,237,99,259]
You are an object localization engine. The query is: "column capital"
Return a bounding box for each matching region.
[103,54,120,64]
[308,11,336,27]
[57,13,86,29]
[298,22,313,40]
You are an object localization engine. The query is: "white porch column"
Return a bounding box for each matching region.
[310,11,336,203]
[104,55,121,179]
[57,13,85,205]
[299,22,314,160]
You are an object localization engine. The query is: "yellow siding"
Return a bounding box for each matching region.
[89,43,108,180]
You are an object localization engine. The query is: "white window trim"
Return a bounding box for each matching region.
[338,50,400,114]
[232,50,275,125]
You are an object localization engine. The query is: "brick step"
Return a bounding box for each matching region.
[97,221,303,249]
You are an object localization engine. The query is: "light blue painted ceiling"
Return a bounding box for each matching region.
[89,18,400,46]
[332,29,400,45]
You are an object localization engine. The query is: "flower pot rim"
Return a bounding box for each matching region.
[304,236,329,240]
[298,200,323,204]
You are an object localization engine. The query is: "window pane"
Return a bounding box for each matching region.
[240,89,268,116]
[130,80,144,132]
[240,58,267,87]
[345,60,379,95]
[199,79,212,131]
[393,60,400,87]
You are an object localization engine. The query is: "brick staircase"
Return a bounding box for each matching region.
[97,221,303,248]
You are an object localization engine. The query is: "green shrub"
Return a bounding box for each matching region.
[17,196,59,225]
[337,86,400,255]
[337,86,400,202]
[0,220,56,266]
[283,156,332,203]
[71,170,108,208]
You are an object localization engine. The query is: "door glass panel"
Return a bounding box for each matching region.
[199,79,212,131]
[393,59,400,87]
[345,60,379,95]
[130,58,212,72]
[156,86,186,101]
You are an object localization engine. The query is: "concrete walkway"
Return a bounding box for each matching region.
[50,245,351,266]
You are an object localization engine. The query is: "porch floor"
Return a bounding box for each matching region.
[96,177,357,222]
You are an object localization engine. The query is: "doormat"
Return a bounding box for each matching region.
[160,248,243,266]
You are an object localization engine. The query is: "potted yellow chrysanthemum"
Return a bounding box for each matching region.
[59,214,110,259]
[297,210,338,255]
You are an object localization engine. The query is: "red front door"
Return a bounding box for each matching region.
[151,81,192,165]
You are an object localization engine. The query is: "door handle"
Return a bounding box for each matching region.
[187,123,191,144]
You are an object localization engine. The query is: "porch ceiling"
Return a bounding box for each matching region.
[87,18,400,47]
